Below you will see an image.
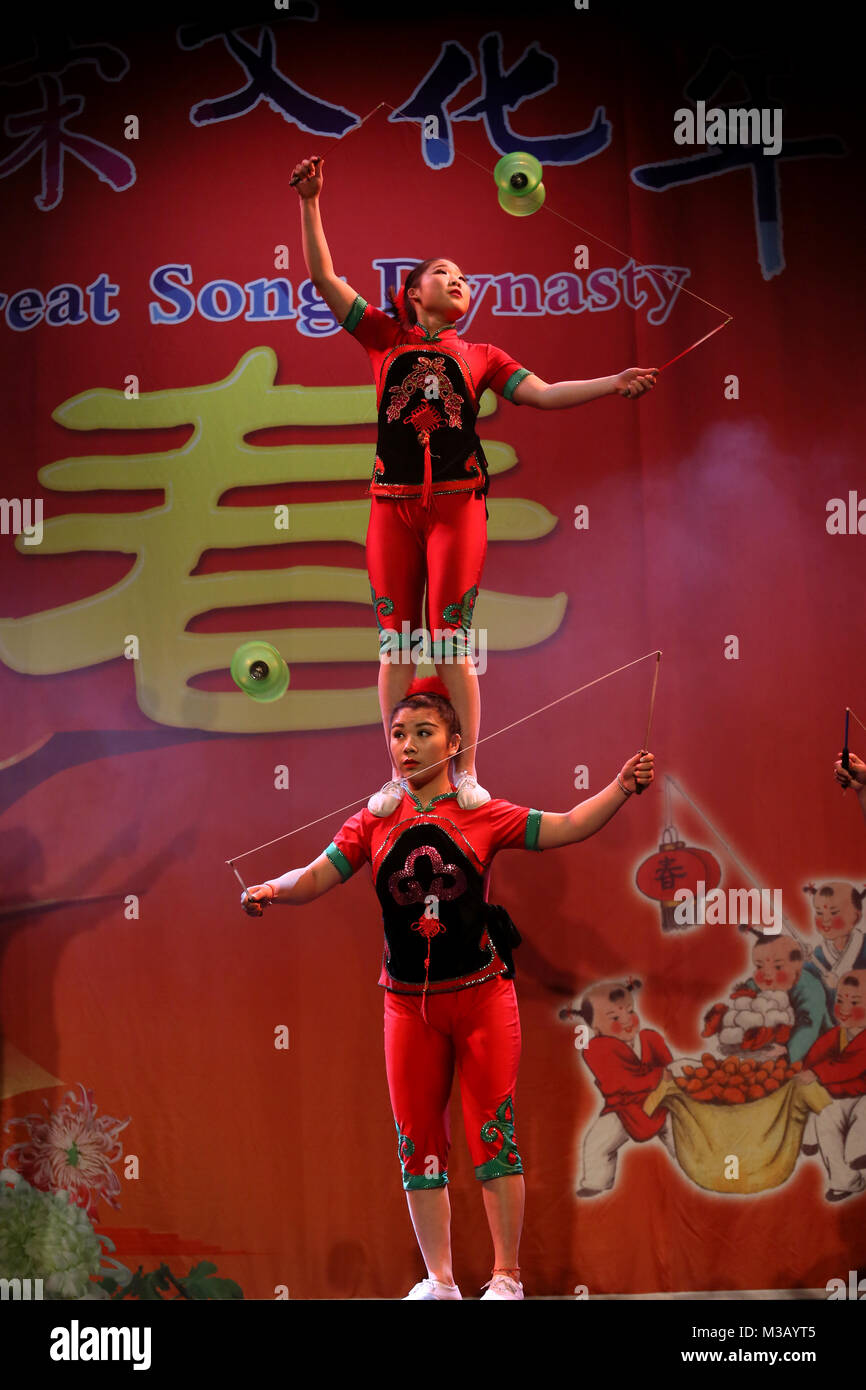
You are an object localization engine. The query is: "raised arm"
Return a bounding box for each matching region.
[293,155,359,323]
[834,749,866,829]
[536,751,653,850]
[242,851,343,915]
[512,368,658,408]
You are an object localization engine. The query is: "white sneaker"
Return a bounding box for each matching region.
[454,771,491,809]
[480,1274,524,1300]
[402,1278,462,1300]
[368,779,405,816]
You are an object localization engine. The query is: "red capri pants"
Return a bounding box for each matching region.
[367,491,487,656]
[384,976,523,1189]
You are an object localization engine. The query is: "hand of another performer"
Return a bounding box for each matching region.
[835,749,866,790]
[291,155,323,198]
[619,749,654,792]
[241,883,275,916]
[795,1068,817,1086]
[614,367,658,398]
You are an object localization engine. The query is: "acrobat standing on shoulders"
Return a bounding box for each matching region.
[292,153,658,815]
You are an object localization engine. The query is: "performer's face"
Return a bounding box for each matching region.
[834,972,866,1031]
[813,882,861,941]
[752,940,802,990]
[413,259,471,321]
[390,708,459,790]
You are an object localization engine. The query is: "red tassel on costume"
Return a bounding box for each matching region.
[421,434,433,510]
[411,909,445,1023]
[405,402,441,511]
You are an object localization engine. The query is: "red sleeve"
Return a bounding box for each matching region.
[583,1036,663,1099]
[325,809,373,880]
[643,1029,674,1067]
[342,297,400,355]
[484,798,544,853]
[804,1029,839,1070]
[481,342,530,398]
[805,1030,866,1085]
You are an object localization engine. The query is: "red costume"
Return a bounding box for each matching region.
[582,1030,673,1140]
[341,295,531,653]
[803,1026,866,1097]
[324,787,543,1188]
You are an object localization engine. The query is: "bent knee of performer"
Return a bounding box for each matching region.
[472,1094,524,1180]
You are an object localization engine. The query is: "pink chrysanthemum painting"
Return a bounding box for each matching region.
[3,1084,130,1218]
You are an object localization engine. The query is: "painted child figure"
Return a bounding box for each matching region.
[576,978,676,1196]
[803,881,866,1006]
[293,153,658,815]
[741,933,833,1064]
[797,970,866,1201]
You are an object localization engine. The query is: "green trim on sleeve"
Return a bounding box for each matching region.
[524,809,543,851]
[325,842,354,881]
[340,295,367,334]
[502,367,531,401]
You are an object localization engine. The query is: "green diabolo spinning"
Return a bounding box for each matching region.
[493,152,546,216]
[230,641,290,702]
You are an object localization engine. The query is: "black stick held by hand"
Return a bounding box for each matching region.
[634,651,661,796]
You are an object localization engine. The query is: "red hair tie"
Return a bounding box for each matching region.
[406,675,452,700]
[391,284,412,331]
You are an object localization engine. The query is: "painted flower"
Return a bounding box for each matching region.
[0,1168,125,1298]
[3,1084,130,1217]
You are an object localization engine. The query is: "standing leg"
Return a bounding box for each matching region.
[426,492,489,800]
[481,1174,525,1275]
[366,498,427,806]
[813,1098,864,1196]
[843,1094,866,1169]
[577,1112,632,1194]
[384,990,458,1289]
[456,978,525,1286]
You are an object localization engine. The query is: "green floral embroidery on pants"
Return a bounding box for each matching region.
[475,1095,523,1180]
[442,585,478,632]
[370,582,396,633]
[395,1120,447,1189]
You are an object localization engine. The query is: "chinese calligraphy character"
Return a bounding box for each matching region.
[391,32,610,170]
[631,47,845,279]
[0,75,135,211]
[177,20,359,135]
[0,349,565,733]
[655,854,688,894]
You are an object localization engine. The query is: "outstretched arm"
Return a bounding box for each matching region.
[293,155,359,323]
[512,368,658,408]
[536,751,653,850]
[243,851,343,913]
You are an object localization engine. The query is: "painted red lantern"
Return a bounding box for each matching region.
[636,826,722,931]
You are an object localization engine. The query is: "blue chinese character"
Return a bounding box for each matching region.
[391,31,610,170]
[178,19,360,136]
[631,47,845,279]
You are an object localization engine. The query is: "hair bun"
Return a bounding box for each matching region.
[406,675,451,700]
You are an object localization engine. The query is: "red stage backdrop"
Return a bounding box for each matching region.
[1,1,864,1299]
